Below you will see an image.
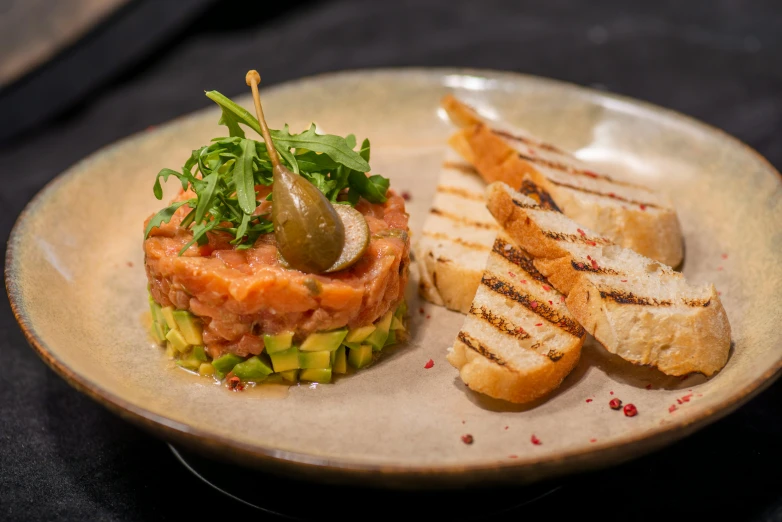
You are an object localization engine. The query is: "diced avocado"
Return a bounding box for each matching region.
[160,306,178,331]
[263,332,294,354]
[343,341,362,351]
[390,316,405,331]
[345,325,376,343]
[269,346,300,373]
[348,344,373,369]
[299,350,331,369]
[265,373,284,384]
[198,362,215,377]
[385,330,397,347]
[164,342,177,359]
[150,321,166,345]
[165,329,190,353]
[300,329,348,352]
[149,297,165,326]
[300,368,332,384]
[191,345,207,362]
[173,310,203,345]
[394,300,408,319]
[177,355,201,371]
[279,369,299,383]
[333,345,347,374]
[365,311,394,350]
[212,353,244,374]
[232,356,273,381]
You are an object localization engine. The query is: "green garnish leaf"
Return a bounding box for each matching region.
[147,91,391,253]
[272,124,369,173]
[144,200,188,238]
[234,139,258,214]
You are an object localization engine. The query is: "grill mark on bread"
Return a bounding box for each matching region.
[599,290,673,306]
[547,179,661,209]
[469,305,530,340]
[442,161,479,175]
[480,276,585,337]
[492,239,547,283]
[683,297,712,307]
[542,230,613,247]
[430,208,499,230]
[516,152,648,189]
[422,231,491,251]
[518,179,562,212]
[436,185,485,201]
[546,349,564,362]
[570,259,622,276]
[457,331,510,367]
[493,129,568,155]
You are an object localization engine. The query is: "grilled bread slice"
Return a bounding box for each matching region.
[415,151,498,313]
[486,180,730,377]
[447,232,585,403]
[442,95,684,267]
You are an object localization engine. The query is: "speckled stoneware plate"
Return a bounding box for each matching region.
[7,69,782,488]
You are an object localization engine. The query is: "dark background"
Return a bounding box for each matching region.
[1,1,781,520]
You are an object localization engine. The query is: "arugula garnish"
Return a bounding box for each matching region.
[145,90,389,253]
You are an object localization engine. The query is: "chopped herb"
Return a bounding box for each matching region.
[144,91,389,251]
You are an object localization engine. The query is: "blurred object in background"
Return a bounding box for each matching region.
[0,0,130,87]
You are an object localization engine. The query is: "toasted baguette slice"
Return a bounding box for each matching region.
[486,181,730,377]
[442,95,684,267]
[415,151,498,313]
[447,232,585,403]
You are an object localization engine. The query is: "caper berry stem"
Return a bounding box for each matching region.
[245,70,283,173]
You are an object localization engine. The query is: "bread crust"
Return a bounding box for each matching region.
[465,124,684,267]
[447,337,581,404]
[486,182,731,377]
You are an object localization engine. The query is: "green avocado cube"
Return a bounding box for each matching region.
[394,300,408,319]
[269,346,300,373]
[299,350,331,369]
[300,329,348,352]
[191,345,207,362]
[149,321,166,345]
[385,330,397,347]
[263,332,294,354]
[365,311,394,350]
[345,325,376,343]
[232,356,273,381]
[212,353,244,374]
[348,344,373,369]
[300,368,332,384]
[165,329,190,353]
[176,357,201,371]
[198,363,215,377]
[264,373,284,384]
[279,370,299,383]
[160,306,178,331]
[173,310,203,345]
[333,346,347,374]
[149,297,165,325]
[342,341,362,351]
[390,316,405,331]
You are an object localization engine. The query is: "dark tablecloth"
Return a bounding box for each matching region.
[2,1,780,520]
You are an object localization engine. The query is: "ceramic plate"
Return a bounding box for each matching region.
[7,69,782,487]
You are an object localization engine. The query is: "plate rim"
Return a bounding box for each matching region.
[6,67,782,486]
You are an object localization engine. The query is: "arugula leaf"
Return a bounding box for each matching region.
[348,170,388,204]
[272,124,369,172]
[218,108,246,138]
[234,139,257,214]
[194,172,219,224]
[148,91,391,254]
[144,200,188,238]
